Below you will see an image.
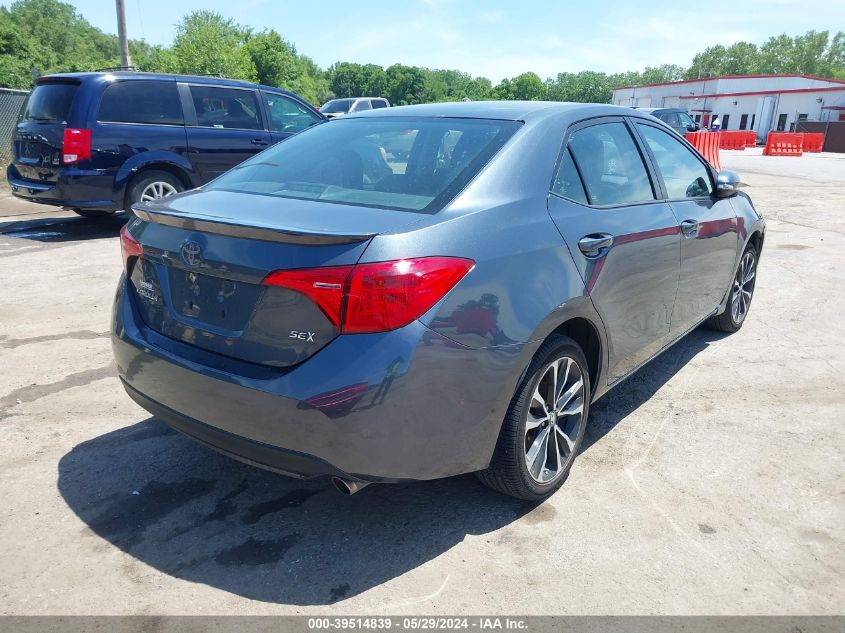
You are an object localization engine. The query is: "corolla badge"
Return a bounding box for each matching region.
[180,240,203,267]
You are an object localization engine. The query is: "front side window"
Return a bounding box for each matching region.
[208,117,520,213]
[262,92,321,134]
[636,123,713,199]
[660,112,681,128]
[678,112,695,129]
[351,99,371,112]
[98,80,183,126]
[567,122,655,206]
[189,86,262,130]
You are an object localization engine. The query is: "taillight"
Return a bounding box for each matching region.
[61,128,91,164]
[263,265,353,327]
[262,257,474,334]
[120,224,142,272]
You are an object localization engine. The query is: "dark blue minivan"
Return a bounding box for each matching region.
[7,71,324,217]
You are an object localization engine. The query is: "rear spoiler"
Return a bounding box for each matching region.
[131,206,375,246]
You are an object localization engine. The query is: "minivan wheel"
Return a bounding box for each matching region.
[477,335,590,501]
[705,244,758,333]
[126,170,184,208]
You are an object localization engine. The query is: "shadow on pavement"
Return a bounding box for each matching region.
[58,421,534,605]
[57,327,728,605]
[0,213,126,241]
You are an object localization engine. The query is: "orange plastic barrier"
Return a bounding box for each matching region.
[744,131,757,147]
[802,133,825,153]
[719,131,748,150]
[685,131,721,170]
[763,132,804,156]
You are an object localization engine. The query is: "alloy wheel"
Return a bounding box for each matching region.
[140,181,178,202]
[730,251,756,324]
[524,356,586,484]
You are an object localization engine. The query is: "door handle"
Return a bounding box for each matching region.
[578,233,614,257]
[250,138,269,146]
[681,219,699,237]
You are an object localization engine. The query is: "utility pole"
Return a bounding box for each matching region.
[115,0,132,68]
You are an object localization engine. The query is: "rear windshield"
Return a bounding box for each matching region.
[208,117,521,213]
[20,82,79,123]
[321,99,353,113]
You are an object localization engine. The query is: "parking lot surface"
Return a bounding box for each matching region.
[0,151,842,615]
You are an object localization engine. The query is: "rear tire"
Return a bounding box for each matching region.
[705,244,758,333]
[477,335,590,501]
[125,170,184,209]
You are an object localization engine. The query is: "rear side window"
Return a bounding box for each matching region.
[209,117,521,213]
[568,122,655,206]
[552,148,588,205]
[636,123,713,198]
[371,99,389,109]
[262,92,321,134]
[189,86,263,130]
[20,82,79,123]
[98,80,183,126]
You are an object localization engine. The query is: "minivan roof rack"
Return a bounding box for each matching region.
[95,65,138,72]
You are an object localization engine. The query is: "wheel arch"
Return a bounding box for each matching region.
[548,317,603,398]
[122,163,193,210]
[114,152,197,208]
[509,298,608,404]
[747,229,764,256]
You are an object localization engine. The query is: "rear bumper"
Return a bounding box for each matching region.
[7,164,121,211]
[122,380,358,481]
[112,277,527,481]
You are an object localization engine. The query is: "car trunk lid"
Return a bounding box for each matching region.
[125,189,427,367]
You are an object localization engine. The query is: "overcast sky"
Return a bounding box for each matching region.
[22,0,845,81]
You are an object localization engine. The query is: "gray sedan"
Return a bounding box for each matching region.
[113,101,764,501]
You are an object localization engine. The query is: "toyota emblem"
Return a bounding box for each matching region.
[180,240,203,267]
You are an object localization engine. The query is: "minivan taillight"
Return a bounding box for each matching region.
[62,128,91,164]
[262,257,475,334]
[120,224,142,272]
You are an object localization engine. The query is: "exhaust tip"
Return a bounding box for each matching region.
[331,477,370,496]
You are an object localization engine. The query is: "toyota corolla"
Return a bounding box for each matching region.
[112,101,764,501]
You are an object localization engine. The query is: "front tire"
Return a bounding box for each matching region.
[477,335,590,501]
[706,244,758,333]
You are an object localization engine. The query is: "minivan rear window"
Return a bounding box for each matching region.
[20,82,79,123]
[209,117,521,213]
[98,80,184,126]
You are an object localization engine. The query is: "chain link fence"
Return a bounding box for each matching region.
[0,88,29,171]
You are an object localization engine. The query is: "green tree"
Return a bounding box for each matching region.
[511,72,546,100]
[328,62,368,98]
[245,30,300,87]
[640,64,685,84]
[384,63,425,105]
[154,11,256,81]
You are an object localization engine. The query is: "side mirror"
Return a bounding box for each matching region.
[715,170,745,198]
